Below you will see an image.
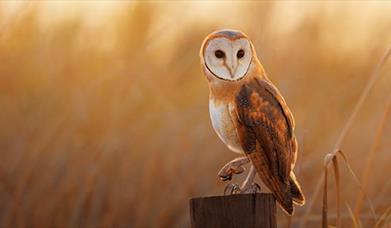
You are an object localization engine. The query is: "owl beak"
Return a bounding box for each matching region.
[230,63,238,78]
[224,58,238,79]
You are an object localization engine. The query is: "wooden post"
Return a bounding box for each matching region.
[189,193,276,228]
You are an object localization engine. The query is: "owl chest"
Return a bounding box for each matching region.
[209,100,244,153]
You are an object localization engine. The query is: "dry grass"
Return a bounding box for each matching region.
[0,1,391,227]
[318,46,391,228]
[355,90,391,218]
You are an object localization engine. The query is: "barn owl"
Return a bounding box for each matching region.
[199,29,305,215]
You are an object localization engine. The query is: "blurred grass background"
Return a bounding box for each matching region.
[0,1,391,227]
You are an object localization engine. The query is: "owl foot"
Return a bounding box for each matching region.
[241,182,261,194]
[224,183,241,195]
[223,183,260,195]
[218,156,250,181]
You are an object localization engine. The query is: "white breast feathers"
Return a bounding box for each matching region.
[209,100,244,154]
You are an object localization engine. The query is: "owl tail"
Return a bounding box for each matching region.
[289,172,305,206]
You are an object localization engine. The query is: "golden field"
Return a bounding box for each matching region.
[0,1,391,227]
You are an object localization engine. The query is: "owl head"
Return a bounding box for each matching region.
[200,29,261,82]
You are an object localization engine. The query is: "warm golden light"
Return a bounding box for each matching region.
[0,1,390,227]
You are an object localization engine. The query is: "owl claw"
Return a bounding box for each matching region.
[220,174,232,181]
[242,183,261,194]
[218,157,249,182]
[218,166,245,181]
[224,183,241,195]
[224,183,260,195]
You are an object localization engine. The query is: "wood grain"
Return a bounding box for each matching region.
[189,193,276,228]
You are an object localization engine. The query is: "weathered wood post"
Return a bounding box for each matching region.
[189,193,276,228]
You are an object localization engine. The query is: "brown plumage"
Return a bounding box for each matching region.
[234,78,304,214]
[200,29,305,215]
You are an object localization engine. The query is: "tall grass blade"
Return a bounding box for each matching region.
[337,150,377,220]
[332,157,341,228]
[374,206,391,228]
[322,166,329,228]
[322,155,341,228]
[346,203,362,228]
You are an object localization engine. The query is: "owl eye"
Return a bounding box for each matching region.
[214,50,225,59]
[237,49,245,59]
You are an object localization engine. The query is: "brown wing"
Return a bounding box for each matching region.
[234,78,296,215]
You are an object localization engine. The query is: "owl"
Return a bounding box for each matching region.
[199,29,305,215]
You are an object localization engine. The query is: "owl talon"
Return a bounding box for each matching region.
[218,157,249,182]
[243,183,261,194]
[218,165,245,181]
[220,174,232,181]
[224,183,241,195]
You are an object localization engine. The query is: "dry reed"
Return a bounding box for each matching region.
[347,203,362,228]
[354,91,391,218]
[302,46,391,228]
[374,206,391,228]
